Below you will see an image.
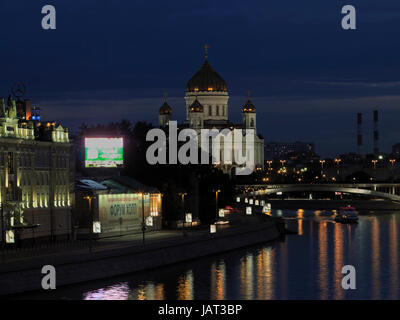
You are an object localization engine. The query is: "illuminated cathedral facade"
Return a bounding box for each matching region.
[158,47,264,174]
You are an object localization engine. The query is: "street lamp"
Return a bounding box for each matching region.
[389,159,396,168]
[319,159,326,179]
[334,158,341,176]
[139,192,146,245]
[215,189,221,223]
[84,194,95,252]
[180,192,187,236]
[372,159,378,169]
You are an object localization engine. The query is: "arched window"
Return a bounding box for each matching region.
[216,105,219,116]
[208,106,212,116]
[250,119,255,127]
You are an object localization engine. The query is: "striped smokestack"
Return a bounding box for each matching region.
[357,113,362,154]
[373,110,379,154]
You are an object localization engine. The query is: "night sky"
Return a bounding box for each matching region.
[1,0,400,156]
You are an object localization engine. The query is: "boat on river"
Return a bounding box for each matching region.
[334,206,359,224]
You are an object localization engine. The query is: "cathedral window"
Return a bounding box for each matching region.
[250,119,255,127]
[208,106,212,116]
[216,105,219,116]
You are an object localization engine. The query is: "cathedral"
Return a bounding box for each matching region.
[158,46,264,175]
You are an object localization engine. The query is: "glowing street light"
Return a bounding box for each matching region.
[333,158,341,178]
[84,194,95,252]
[180,192,188,236]
[215,189,221,223]
[138,192,147,245]
[389,159,396,168]
[372,159,378,169]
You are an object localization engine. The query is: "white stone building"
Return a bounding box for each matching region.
[158,48,264,175]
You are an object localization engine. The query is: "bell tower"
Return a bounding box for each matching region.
[241,91,257,131]
[158,92,172,128]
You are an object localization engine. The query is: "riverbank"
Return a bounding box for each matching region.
[0,216,281,296]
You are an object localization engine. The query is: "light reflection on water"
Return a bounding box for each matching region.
[20,210,400,300]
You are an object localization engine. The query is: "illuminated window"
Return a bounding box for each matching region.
[150,194,159,216]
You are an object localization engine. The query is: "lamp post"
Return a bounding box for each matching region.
[180,193,187,236]
[319,159,326,178]
[372,159,378,170]
[215,189,221,223]
[389,159,396,168]
[141,192,146,245]
[334,158,341,177]
[84,194,94,252]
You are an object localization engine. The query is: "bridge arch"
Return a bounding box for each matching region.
[239,184,400,202]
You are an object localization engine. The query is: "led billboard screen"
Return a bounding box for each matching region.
[85,137,123,168]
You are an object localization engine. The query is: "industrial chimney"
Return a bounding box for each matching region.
[373,110,379,155]
[357,113,362,154]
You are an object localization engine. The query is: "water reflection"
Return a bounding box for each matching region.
[23,210,400,300]
[176,270,193,300]
[389,216,398,299]
[297,209,304,235]
[211,261,226,300]
[371,217,380,299]
[240,253,254,299]
[318,221,329,299]
[333,223,344,300]
[84,282,130,300]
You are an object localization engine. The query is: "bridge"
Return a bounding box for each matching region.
[237,183,400,202]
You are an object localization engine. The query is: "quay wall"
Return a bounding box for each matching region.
[0,221,280,296]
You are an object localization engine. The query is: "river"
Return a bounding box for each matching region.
[17,209,400,300]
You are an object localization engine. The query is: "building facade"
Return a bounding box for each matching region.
[0,95,72,243]
[158,47,264,175]
[75,177,162,237]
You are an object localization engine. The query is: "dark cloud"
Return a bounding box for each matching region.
[1,0,400,156]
